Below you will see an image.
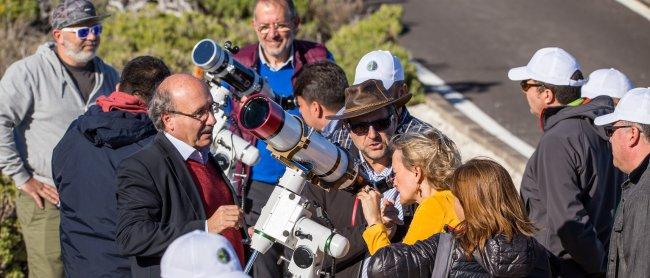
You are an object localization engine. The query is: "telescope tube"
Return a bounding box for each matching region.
[238,95,363,191]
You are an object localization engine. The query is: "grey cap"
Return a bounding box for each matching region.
[50,0,109,29]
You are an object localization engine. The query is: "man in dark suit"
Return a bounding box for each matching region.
[115,74,246,277]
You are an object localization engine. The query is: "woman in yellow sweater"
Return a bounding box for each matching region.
[357,130,464,255]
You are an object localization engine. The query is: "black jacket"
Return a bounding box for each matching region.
[303,184,369,277]
[520,96,624,276]
[607,155,650,278]
[367,233,551,278]
[53,105,156,278]
[115,132,242,277]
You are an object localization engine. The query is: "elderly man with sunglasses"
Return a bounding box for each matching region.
[595,87,650,278]
[509,47,624,277]
[0,1,118,277]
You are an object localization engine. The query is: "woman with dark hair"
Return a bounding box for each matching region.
[367,159,551,277]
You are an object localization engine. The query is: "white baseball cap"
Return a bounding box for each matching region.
[595,87,650,126]
[354,50,404,90]
[581,68,633,99]
[508,47,586,86]
[161,230,249,278]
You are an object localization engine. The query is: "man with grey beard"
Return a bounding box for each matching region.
[0,1,118,277]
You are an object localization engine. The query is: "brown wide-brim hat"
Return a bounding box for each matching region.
[326,79,412,120]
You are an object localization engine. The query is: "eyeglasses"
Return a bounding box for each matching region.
[520,80,543,92]
[347,115,394,135]
[61,24,102,39]
[255,22,293,34]
[168,102,217,122]
[604,125,633,137]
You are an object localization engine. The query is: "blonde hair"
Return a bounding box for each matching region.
[390,129,461,190]
[450,158,535,256]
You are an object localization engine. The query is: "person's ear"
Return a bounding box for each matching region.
[629,125,642,148]
[52,29,62,43]
[310,101,322,118]
[162,113,173,131]
[413,165,424,183]
[542,88,555,105]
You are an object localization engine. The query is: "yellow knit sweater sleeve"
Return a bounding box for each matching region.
[362,223,391,255]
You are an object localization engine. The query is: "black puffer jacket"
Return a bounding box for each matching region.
[367,233,551,277]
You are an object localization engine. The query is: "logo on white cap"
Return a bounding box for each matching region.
[595,87,650,126]
[354,50,404,90]
[581,68,633,100]
[508,47,585,86]
[367,60,378,71]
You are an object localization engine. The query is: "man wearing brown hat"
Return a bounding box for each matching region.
[0,1,118,276]
[302,78,431,277]
[329,50,431,151]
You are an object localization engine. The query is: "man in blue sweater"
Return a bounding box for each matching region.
[228,1,332,276]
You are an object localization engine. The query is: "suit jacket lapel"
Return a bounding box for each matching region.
[154,133,206,219]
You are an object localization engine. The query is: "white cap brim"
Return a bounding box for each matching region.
[594,112,620,126]
[508,66,532,81]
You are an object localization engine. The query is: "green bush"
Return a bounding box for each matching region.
[195,0,256,19]
[97,0,358,72]
[327,5,424,104]
[0,175,25,278]
[98,5,255,72]
[0,0,38,23]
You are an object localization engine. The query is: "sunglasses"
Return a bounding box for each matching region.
[604,125,633,137]
[520,80,543,92]
[347,115,394,135]
[61,24,102,39]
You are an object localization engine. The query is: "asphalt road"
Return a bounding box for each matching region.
[398,0,650,146]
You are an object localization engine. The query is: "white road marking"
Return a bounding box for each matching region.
[413,62,535,158]
[617,0,650,21]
